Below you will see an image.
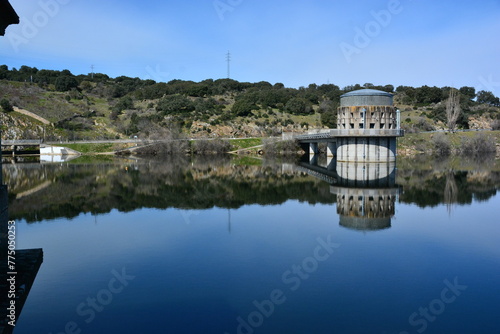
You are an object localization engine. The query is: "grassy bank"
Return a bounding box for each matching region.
[229,138,263,150]
[397,130,500,155]
[52,131,499,157]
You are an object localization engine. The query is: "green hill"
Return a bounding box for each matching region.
[1,65,499,141]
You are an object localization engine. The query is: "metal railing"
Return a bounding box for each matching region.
[296,129,404,140]
[1,140,42,145]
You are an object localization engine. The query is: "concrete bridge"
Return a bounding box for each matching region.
[296,129,404,158]
[1,140,42,156]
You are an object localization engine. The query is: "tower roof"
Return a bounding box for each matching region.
[341,89,393,98]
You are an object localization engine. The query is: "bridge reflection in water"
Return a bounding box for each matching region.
[297,155,400,231]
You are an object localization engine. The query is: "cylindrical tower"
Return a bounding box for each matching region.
[336,89,399,162]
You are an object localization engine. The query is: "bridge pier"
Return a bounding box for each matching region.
[309,153,319,165]
[300,142,322,156]
[327,142,336,157]
[310,142,319,155]
[326,156,336,171]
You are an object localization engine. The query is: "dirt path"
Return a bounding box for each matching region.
[13,106,52,125]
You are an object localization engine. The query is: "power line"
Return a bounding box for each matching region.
[90,64,95,79]
[226,51,231,79]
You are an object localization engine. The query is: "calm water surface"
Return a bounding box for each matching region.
[4,155,500,334]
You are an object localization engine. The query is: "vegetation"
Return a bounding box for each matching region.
[1,65,498,143]
[0,98,13,112]
[458,133,497,156]
[192,139,231,154]
[398,131,500,157]
[132,140,189,155]
[230,138,262,150]
[263,139,301,156]
[432,133,451,155]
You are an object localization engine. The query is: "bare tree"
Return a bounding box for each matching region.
[446,88,461,132]
[444,170,458,216]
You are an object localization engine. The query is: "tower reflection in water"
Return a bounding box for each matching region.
[298,156,399,231]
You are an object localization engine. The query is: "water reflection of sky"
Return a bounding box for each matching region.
[15,193,500,334]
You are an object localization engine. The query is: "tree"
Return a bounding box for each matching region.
[459,86,475,101]
[285,97,313,115]
[318,100,338,128]
[113,96,134,112]
[383,84,394,93]
[0,98,14,112]
[476,90,498,105]
[415,85,442,104]
[156,94,195,115]
[232,99,257,116]
[55,75,78,92]
[445,88,461,132]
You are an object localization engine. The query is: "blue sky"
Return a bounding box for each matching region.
[1,0,499,94]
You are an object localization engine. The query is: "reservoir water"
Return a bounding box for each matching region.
[3,155,499,334]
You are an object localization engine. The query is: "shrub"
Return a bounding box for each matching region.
[263,139,300,156]
[432,133,451,155]
[135,140,189,155]
[192,139,231,154]
[459,134,496,156]
[416,117,434,131]
[0,98,14,112]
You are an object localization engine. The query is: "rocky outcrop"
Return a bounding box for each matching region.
[468,115,493,130]
[0,112,46,140]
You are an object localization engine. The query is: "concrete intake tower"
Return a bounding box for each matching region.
[296,88,404,163]
[336,89,401,162]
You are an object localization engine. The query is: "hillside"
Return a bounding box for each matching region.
[1,65,499,141]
